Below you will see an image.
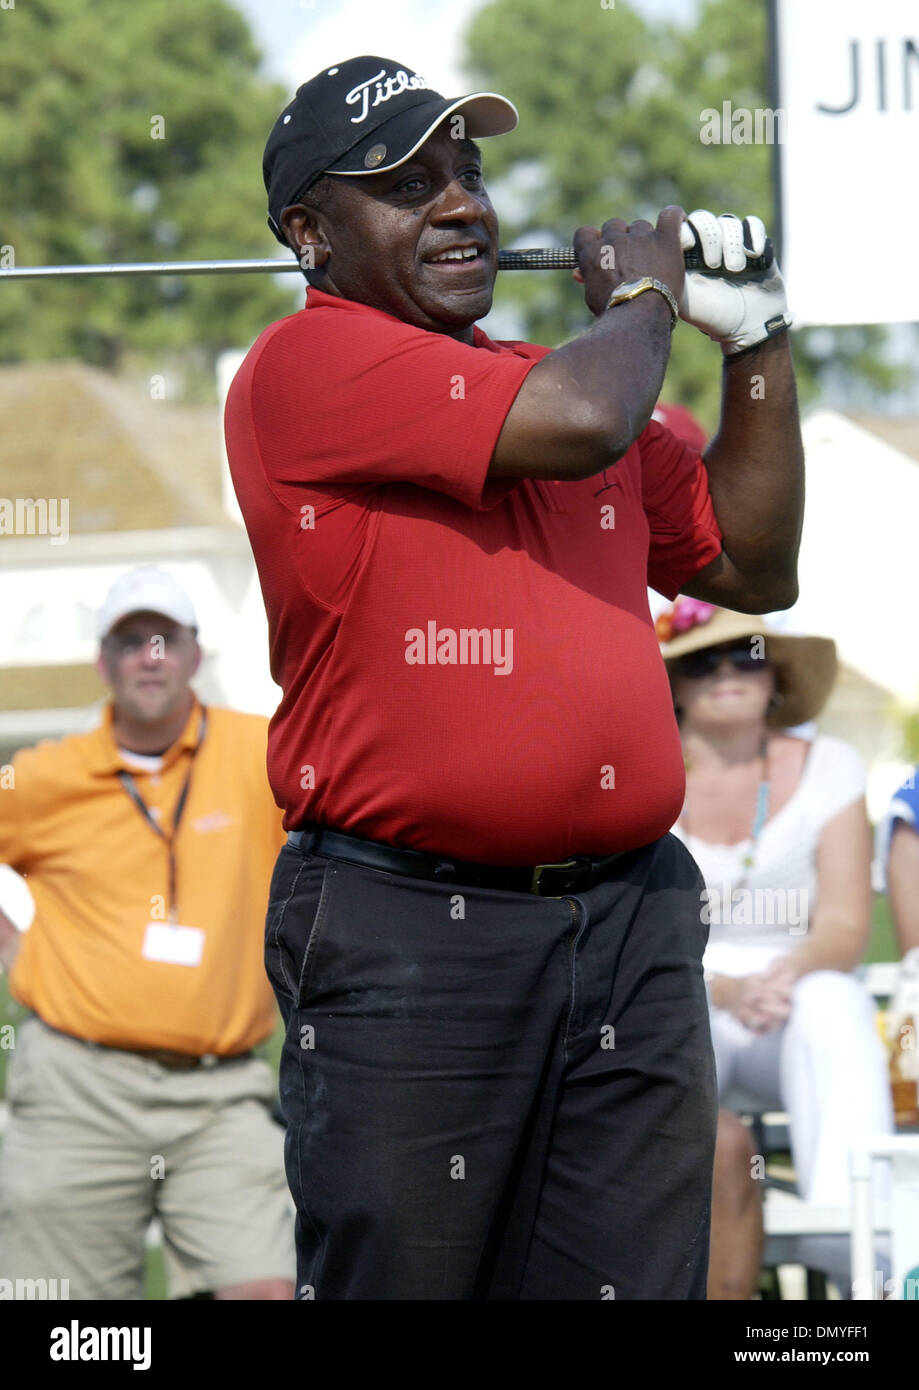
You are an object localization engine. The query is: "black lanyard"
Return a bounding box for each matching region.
[117,708,207,923]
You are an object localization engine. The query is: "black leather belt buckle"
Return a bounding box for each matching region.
[530,858,583,896]
[151,1050,207,1071]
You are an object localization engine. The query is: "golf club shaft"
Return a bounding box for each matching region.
[0,242,770,281]
[0,250,575,280]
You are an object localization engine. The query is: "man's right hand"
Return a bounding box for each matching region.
[490,205,685,482]
[572,206,686,318]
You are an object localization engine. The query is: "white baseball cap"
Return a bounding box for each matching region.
[96,566,198,641]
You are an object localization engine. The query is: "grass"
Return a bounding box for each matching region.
[145,1242,168,1301]
[865,892,898,964]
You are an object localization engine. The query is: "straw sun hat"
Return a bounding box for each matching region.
[656,597,838,729]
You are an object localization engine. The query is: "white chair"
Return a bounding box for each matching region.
[850,1135,919,1299]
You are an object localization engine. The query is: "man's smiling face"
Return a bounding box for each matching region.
[281,124,499,343]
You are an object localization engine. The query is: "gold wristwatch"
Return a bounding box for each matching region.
[606,277,679,330]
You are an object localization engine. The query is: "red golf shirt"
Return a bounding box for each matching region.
[225,287,723,864]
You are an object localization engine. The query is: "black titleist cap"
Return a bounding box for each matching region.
[263,55,518,247]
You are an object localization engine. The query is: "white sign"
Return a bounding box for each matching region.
[776,0,919,325]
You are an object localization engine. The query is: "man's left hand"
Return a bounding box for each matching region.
[678,210,792,355]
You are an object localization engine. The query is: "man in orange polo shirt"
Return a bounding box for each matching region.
[0,566,295,1300]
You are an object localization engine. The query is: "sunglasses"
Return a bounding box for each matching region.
[671,644,769,680]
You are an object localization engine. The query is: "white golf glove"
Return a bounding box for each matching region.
[679,210,792,355]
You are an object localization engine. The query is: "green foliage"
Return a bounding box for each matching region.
[895,706,919,766]
[0,0,295,386]
[465,0,905,430]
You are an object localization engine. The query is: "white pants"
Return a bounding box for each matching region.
[709,967,894,1205]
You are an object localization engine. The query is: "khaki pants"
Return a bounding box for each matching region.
[0,1014,295,1299]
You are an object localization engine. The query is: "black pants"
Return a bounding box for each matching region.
[265,831,717,1300]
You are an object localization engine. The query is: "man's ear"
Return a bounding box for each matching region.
[281,205,330,269]
[96,648,112,686]
[189,638,202,679]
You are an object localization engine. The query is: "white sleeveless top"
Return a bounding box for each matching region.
[670,734,866,964]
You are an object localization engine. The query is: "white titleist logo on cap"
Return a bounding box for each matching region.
[345,68,429,125]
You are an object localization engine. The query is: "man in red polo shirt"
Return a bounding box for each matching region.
[225,55,803,1300]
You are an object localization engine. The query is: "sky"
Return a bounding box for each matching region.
[231,0,699,93]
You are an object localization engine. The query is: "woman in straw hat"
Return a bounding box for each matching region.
[658,596,893,1300]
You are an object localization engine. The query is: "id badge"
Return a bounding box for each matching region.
[142,921,205,967]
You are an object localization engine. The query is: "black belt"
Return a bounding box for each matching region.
[38,1020,253,1071]
[287,824,646,896]
[111,1045,254,1071]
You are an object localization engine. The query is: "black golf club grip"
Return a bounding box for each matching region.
[497,239,774,272]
